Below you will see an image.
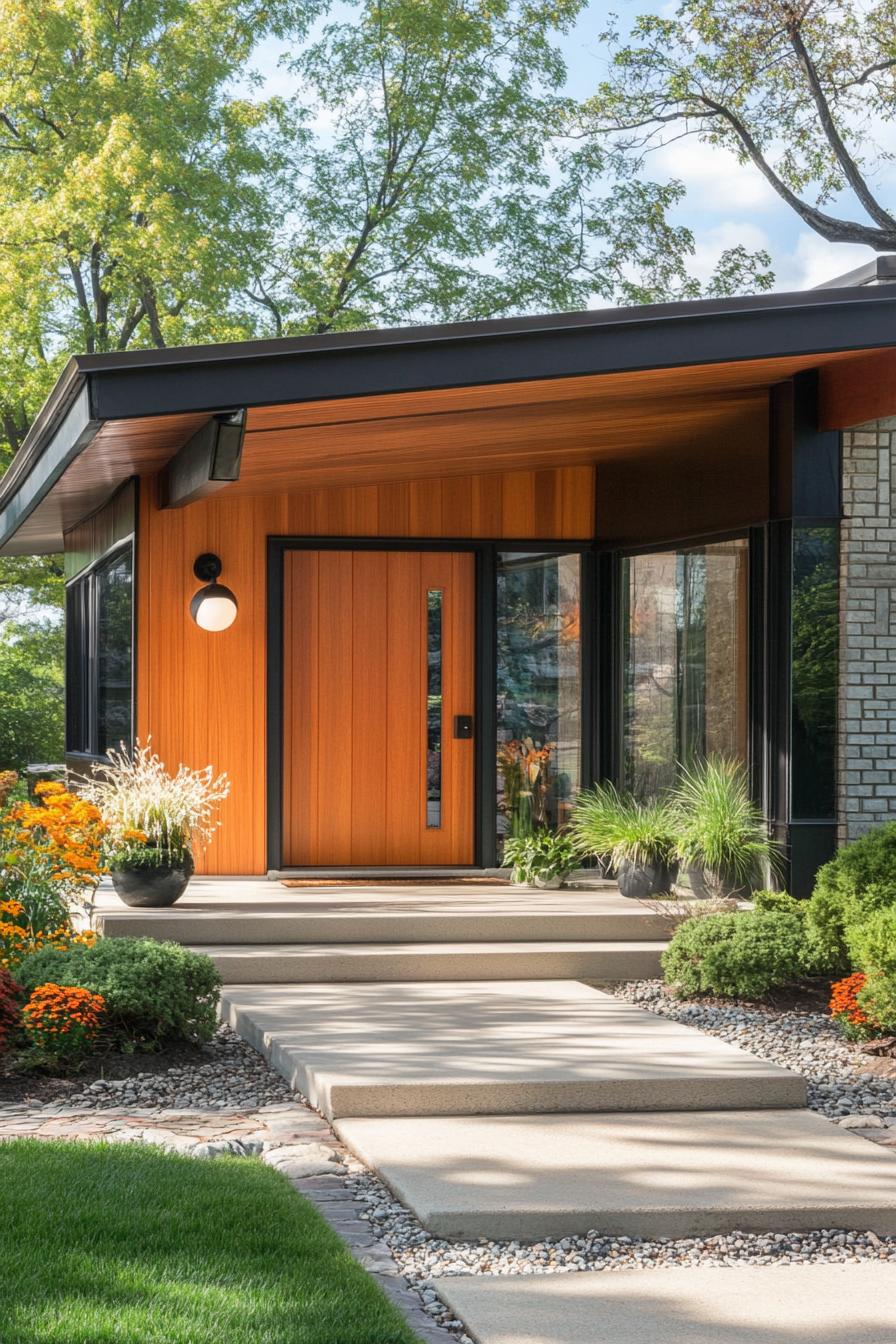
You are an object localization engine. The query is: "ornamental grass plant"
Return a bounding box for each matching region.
[84,741,230,867]
[671,756,780,896]
[569,783,677,870]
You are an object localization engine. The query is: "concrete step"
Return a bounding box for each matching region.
[97,890,672,945]
[336,1108,896,1241]
[434,1263,896,1344]
[219,981,805,1119]
[195,940,667,983]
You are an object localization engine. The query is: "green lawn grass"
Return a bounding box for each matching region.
[0,1139,424,1344]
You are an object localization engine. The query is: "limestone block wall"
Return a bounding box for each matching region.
[839,418,896,841]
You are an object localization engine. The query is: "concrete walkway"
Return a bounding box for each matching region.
[96,881,896,1344]
[219,980,805,1117]
[435,1263,896,1344]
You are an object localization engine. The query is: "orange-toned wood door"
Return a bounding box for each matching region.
[282,549,475,866]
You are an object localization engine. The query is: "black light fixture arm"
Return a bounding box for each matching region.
[193,553,223,583]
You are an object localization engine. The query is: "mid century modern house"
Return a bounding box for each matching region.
[3,275,896,895]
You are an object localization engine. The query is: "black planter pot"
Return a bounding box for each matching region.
[685,863,751,901]
[111,852,195,908]
[617,857,676,899]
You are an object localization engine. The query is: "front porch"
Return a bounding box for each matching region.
[93,876,671,984]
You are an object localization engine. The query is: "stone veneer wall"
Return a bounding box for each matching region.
[839,417,896,841]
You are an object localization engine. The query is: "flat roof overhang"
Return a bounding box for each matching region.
[4,283,896,553]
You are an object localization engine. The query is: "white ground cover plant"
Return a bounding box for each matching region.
[83,740,230,863]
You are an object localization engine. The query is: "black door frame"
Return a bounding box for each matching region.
[266,535,594,873]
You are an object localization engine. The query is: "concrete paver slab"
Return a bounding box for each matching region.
[197,941,666,983]
[219,980,805,1119]
[334,1108,896,1239]
[434,1263,896,1344]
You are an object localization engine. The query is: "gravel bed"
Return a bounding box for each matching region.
[612,980,896,1123]
[61,1026,295,1110]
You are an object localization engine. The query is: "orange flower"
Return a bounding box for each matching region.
[830,973,872,1028]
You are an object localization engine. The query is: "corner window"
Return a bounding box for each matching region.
[66,544,134,758]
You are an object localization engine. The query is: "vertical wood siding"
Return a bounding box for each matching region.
[135,466,594,874]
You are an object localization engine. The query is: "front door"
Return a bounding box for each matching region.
[282,549,476,866]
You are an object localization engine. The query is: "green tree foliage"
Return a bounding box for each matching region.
[0,618,64,770]
[0,0,315,467]
[580,0,896,253]
[257,0,739,332]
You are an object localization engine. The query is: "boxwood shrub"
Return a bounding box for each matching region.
[845,908,896,979]
[16,938,221,1049]
[661,910,807,999]
[807,823,896,969]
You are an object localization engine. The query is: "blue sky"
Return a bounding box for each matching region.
[251,1,884,297]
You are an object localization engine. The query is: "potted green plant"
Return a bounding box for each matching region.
[671,756,780,899]
[570,783,678,898]
[502,830,577,888]
[85,743,230,908]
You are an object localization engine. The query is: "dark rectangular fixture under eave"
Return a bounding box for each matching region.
[158,409,247,508]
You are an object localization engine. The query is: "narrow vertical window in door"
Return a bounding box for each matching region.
[427,590,443,828]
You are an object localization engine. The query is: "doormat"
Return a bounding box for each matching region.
[281,877,511,887]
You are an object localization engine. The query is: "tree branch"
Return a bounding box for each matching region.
[785,15,896,232]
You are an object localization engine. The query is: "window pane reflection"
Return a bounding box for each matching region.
[426,589,442,828]
[96,549,133,756]
[496,553,581,851]
[622,539,748,797]
[792,526,838,818]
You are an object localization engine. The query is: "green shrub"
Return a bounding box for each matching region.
[845,909,896,978]
[16,938,221,1048]
[808,824,896,968]
[752,890,803,916]
[661,911,806,999]
[857,974,896,1034]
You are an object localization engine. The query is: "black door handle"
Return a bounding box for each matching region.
[454,714,474,739]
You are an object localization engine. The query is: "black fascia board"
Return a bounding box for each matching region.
[5,283,896,554]
[76,284,896,422]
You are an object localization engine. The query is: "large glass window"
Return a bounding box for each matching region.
[496,552,581,850]
[622,538,748,796]
[66,544,133,758]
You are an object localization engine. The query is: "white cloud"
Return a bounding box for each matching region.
[651,138,778,212]
[773,231,878,292]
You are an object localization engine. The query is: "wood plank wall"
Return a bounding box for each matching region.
[135,466,594,874]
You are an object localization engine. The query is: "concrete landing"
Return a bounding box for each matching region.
[434,1263,896,1344]
[196,940,666,983]
[334,1108,896,1239]
[95,880,673,943]
[219,981,805,1119]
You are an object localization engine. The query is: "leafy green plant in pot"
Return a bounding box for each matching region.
[503,830,577,888]
[671,757,780,900]
[570,784,677,898]
[84,743,230,908]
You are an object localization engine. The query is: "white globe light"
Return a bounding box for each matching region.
[190,582,238,631]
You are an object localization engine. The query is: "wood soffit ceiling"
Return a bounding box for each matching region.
[9,344,894,551]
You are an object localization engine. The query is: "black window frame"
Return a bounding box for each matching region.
[65,539,135,764]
